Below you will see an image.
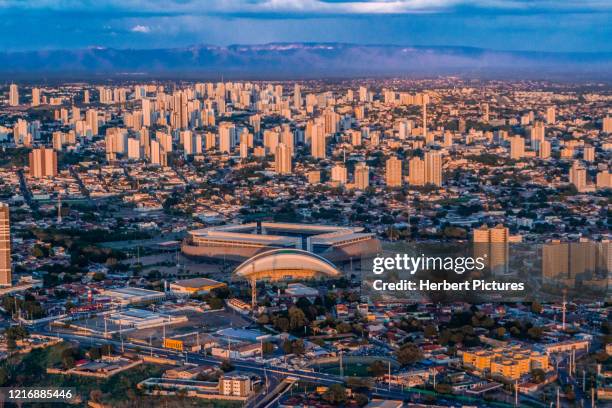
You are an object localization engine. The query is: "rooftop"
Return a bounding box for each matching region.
[171,277,225,289]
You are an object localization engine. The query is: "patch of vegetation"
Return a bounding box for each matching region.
[0,342,180,406]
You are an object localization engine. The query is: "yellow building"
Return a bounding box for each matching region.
[542,339,589,354]
[163,338,184,352]
[491,359,521,380]
[473,224,516,275]
[219,375,252,397]
[386,156,403,187]
[463,349,495,371]
[463,346,549,380]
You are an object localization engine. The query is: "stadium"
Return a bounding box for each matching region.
[182,221,381,263]
[232,248,343,311]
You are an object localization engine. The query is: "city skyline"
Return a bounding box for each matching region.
[0,3,609,404]
[0,73,609,407]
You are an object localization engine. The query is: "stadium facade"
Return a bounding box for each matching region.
[182,222,380,263]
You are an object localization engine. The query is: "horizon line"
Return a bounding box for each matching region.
[2,42,612,56]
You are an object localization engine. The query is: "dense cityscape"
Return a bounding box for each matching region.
[0,77,609,408]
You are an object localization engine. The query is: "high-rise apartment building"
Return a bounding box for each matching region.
[127,138,141,160]
[86,109,98,136]
[0,203,10,287]
[425,151,442,186]
[354,162,370,189]
[583,145,595,162]
[311,123,326,159]
[219,122,235,153]
[150,139,167,166]
[530,122,545,150]
[398,120,411,140]
[543,240,609,286]
[473,224,510,276]
[181,130,193,155]
[569,161,587,192]
[31,88,40,107]
[510,135,525,160]
[481,103,490,123]
[331,164,347,185]
[142,98,152,127]
[409,157,425,186]
[205,132,216,151]
[358,86,370,102]
[323,109,339,135]
[157,132,172,153]
[603,116,612,133]
[263,130,280,154]
[422,99,428,142]
[239,131,250,158]
[546,106,556,125]
[386,156,402,187]
[105,128,129,160]
[52,131,63,151]
[275,143,292,175]
[350,130,362,147]
[539,140,551,159]
[596,171,611,190]
[29,147,58,178]
[9,84,19,106]
[293,84,301,109]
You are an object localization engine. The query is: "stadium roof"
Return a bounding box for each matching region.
[233,248,341,281]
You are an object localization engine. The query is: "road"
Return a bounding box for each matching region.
[555,352,596,407]
[34,328,527,407]
[17,169,36,210]
[34,329,345,407]
[69,165,91,199]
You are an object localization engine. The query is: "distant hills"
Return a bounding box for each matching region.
[1,43,610,80]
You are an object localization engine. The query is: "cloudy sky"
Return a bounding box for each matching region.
[0,0,609,52]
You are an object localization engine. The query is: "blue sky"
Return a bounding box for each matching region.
[0,1,610,52]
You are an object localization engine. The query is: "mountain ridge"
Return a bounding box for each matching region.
[1,43,610,79]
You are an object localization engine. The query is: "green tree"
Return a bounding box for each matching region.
[367,360,387,378]
[88,347,102,360]
[424,324,438,338]
[31,244,47,258]
[6,337,17,350]
[92,272,106,282]
[395,342,423,366]
[274,317,290,332]
[288,306,307,331]
[531,368,546,384]
[61,348,77,369]
[262,342,275,354]
[323,384,347,404]
[208,297,224,310]
[5,325,29,341]
[354,393,369,406]
[527,326,543,340]
[0,367,8,386]
[336,322,352,334]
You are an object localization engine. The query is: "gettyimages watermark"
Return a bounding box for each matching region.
[357,241,610,303]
